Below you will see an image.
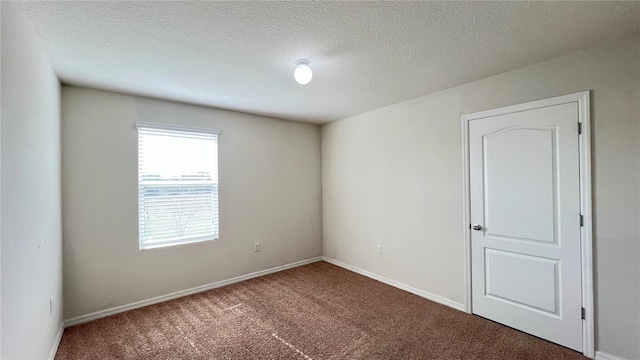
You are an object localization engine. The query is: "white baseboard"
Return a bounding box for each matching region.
[322,256,466,312]
[595,351,628,360]
[48,321,64,360]
[64,256,323,327]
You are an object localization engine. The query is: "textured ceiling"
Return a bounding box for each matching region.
[17,1,640,124]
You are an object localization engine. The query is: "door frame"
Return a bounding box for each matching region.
[460,91,594,358]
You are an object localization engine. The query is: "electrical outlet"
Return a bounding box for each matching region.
[377,245,382,255]
[49,296,54,314]
[254,242,260,252]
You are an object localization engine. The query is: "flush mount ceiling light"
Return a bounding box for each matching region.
[294,59,313,85]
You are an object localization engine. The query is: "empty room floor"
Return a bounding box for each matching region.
[55,262,587,359]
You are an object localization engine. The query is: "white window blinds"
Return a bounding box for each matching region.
[137,123,219,250]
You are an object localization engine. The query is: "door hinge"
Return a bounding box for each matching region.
[579,214,584,227]
[581,307,586,320]
[578,122,582,135]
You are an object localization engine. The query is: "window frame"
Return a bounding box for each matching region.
[136,122,221,251]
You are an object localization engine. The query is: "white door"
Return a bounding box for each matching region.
[468,99,584,351]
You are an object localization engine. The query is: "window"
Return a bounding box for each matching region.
[137,122,219,250]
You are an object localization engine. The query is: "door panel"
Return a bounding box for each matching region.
[469,102,583,352]
[483,126,557,244]
[485,249,559,315]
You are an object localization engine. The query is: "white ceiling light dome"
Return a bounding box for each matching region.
[294,59,313,85]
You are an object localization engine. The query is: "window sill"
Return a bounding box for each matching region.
[139,236,219,251]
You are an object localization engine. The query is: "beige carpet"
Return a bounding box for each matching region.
[55,261,587,359]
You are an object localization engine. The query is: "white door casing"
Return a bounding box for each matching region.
[461,92,594,358]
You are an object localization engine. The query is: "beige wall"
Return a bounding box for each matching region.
[322,37,640,359]
[1,3,64,359]
[61,86,322,319]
